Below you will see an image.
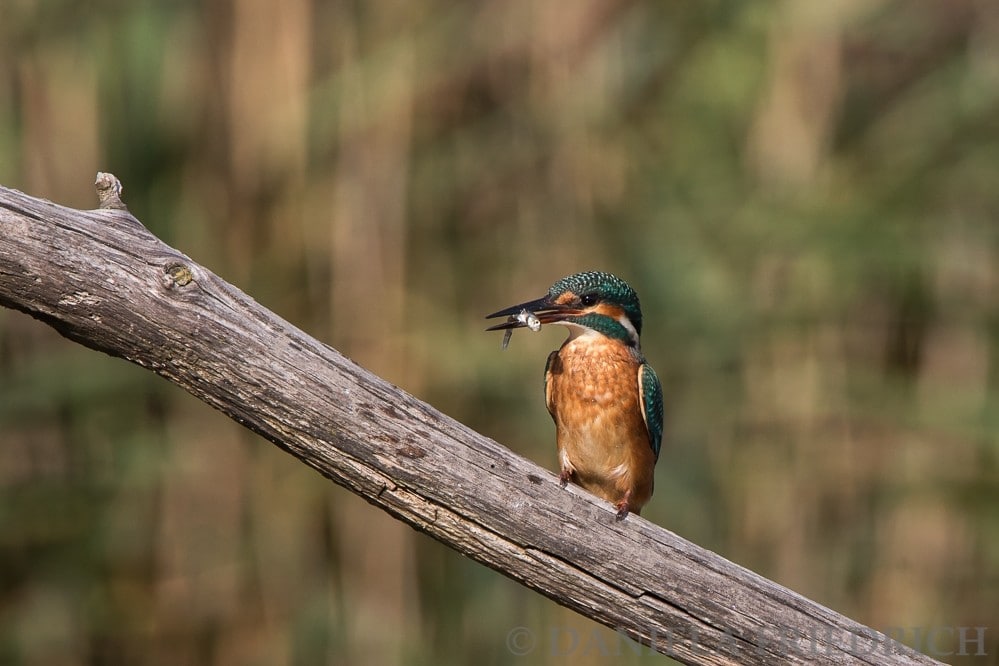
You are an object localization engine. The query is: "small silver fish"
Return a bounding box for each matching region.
[501,309,542,349]
[502,328,513,350]
[519,309,542,331]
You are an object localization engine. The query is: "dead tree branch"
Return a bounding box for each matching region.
[0,175,942,666]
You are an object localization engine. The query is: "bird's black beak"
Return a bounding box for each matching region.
[485,295,579,331]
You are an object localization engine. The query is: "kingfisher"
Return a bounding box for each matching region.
[486,271,663,518]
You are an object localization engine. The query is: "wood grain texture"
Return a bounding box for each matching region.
[0,176,942,666]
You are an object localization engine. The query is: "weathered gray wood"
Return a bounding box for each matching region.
[0,175,942,666]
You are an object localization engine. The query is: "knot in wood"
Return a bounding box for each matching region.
[164,262,194,288]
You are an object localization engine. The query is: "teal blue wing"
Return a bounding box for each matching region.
[637,363,664,459]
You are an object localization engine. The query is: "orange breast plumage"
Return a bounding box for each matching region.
[545,335,656,515]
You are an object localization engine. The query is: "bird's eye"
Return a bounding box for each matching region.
[580,293,598,307]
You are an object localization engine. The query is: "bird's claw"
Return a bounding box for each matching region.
[558,469,571,488]
[614,490,633,520]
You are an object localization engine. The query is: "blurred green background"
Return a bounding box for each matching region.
[2,1,999,664]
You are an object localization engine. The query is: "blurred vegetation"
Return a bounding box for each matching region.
[2,1,999,664]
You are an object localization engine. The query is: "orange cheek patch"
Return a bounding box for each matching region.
[592,303,625,319]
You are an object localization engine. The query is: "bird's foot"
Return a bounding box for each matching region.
[558,469,572,489]
[614,491,634,520]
